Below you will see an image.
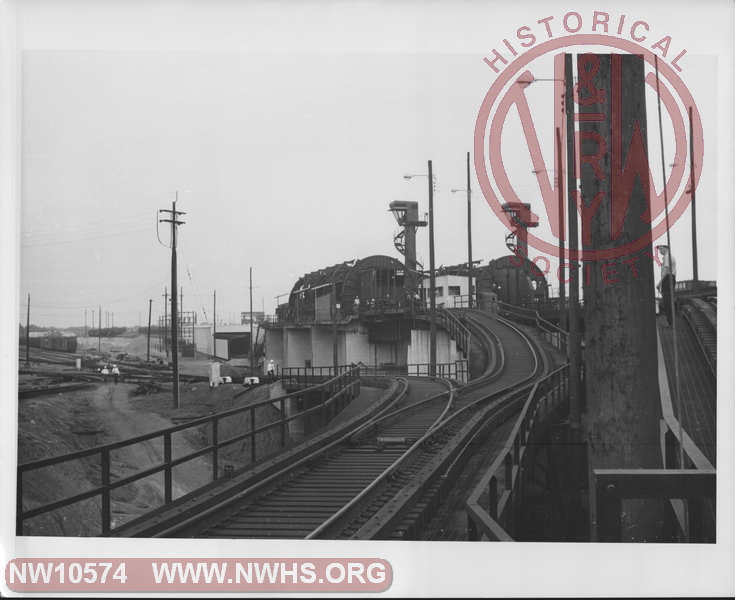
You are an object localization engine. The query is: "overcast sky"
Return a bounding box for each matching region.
[5,0,735,595]
[16,0,724,327]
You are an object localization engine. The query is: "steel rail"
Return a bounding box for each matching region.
[310,310,539,539]
[162,311,508,539]
[151,377,460,537]
[303,379,457,539]
[345,311,546,539]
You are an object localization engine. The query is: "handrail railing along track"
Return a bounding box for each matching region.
[17,367,361,535]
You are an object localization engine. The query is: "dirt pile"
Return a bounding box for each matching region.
[18,380,282,536]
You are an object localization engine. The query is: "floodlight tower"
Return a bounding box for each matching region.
[389,200,427,302]
[501,202,539,258]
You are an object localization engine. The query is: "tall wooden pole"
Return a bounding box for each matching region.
[170,199,180,409]
[25,293,30,364]
[249,267,254,374]
[332,282,339,372]
[466,151,473,308]
[180,285,183,341]
[159,195,186,409]
[163,287,168,357]
[565,54,580,432]
[146,299,152,362]
[689,106,698,281]
[428,159,437,377]
[578,54,661,541]
[98,304,101,352]
[213,289,216,359]
[556,127,566,328]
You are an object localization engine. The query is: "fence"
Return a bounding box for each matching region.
[279,364,356,388]
[465,365,568,540]
[435,307,472,359]
[497,301,568,353]
[354,360,469,383]
[17,367,360,536]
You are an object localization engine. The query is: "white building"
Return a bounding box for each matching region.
[422,273,475,308]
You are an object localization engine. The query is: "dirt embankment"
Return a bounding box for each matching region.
[18,380,281,536]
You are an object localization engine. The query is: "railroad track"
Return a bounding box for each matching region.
[149,308,546,540]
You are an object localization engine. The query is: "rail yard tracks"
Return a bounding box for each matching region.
[143,309,548,540]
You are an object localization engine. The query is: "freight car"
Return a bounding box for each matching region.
[29,334,78,353]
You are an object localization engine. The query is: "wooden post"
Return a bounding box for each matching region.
[428,159,437,377]
[578,54,661,540]
[146,299,152,362]
[25,293,30,364]
[101,447,111,535]
[689,106,698,281]
[565,53,581,434]
[556,128,566,329]
[163,432,172,503]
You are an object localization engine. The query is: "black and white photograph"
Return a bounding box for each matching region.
[2,0,733,596]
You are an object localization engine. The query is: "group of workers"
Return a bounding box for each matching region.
[100,363,121,384]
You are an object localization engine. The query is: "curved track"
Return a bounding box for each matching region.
[154,308,546,539]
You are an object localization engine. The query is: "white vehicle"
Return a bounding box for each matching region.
[243,376,260,386]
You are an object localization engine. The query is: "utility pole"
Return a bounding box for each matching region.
[146,299,152,362]
[98,304,101,352]
[25,293,30,365]
[249,267,254,375]
[428,159,437,377]
[180,286,183,341]
[564,54,580,434]
[163,287,169,357]
[556,127,566,330]
[689,105,698,282]
[84,308,87,338]
[213,289,217,359]
[465,151,474,309]
[332,282,339,373]
[159,195,186,409]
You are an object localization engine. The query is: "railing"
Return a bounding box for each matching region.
[674,279,716,292]
[407,360,469,383]
[585,333,714,542]
[588,332,717,542]
[451,294,473,309]
[279,364,356,388]
[591,469,715,542]
[17,367,360,536]
[354,361,469,384]
[436,307,472,359]
[497,301,568,353]
[465,365,569,540]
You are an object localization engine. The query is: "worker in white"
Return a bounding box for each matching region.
[111,364,120,384]
[267,359,276,380]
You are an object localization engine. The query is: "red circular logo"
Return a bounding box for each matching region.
[474,34,703,262]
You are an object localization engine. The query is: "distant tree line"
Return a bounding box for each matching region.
[87,327,127,338]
